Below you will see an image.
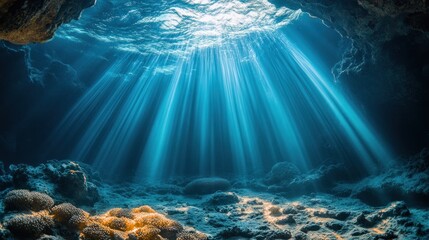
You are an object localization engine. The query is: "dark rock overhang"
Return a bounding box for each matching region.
[0,0,95,44]
[271,0,428,47]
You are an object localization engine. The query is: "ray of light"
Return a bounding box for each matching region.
[50,28,393,181]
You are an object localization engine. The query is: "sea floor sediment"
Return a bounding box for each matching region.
[1,159,428,239]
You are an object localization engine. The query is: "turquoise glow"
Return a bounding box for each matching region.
[52,26,392,180]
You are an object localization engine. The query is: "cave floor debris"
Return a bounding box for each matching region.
[92,183,429,239]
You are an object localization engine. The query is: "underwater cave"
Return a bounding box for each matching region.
[0,0,428,239]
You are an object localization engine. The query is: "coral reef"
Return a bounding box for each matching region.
[1,160,99,206]
[0,0,95,44]
[1,190,207,240]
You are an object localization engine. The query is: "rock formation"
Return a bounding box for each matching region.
[273,0,428,47]
[0,0,95,44]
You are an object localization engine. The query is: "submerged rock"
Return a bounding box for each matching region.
[264,162,300,185]
[325,221,344,231]
[206,192,239,206]
[183,177,231,195]
[275,215,296,225]
[0,0,96,44]
[300,223,321,233]
[47,161,100,205]
[2,160,100,206]
[334,150,429,207]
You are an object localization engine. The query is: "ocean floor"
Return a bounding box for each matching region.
[1,158,429,239]
[97,183,429,239]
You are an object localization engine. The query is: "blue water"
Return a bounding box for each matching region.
[17,0,393,181]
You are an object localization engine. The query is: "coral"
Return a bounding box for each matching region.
[107,208,133,218]
[131,225,162,240]
[134,213,183,239]
[177,231,208,240]
[183,177,231,195]
[100,217,134,231]
[129,225,163,240]
[5,213,54,238]
[31,192,56,212]
[131,206,157,214]
[4,189,54,212]
[81,223,112,240]
[3,189,32,211]
[51,203,89,229]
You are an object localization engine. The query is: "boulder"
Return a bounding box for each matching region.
[264,162,300,185]
[183,177,231,195]
[206,192,239,206]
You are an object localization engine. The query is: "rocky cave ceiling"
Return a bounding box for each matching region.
[0,0,427,48]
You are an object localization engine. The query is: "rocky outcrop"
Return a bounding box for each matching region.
[274,0,428,47]
[0,160,100,206]
[272,0,429,83]
[0,0,95,44]
[334,149,429,207]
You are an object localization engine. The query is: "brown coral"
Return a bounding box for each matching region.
[131,225,163,240]
[131,205,157,214]
[51,203,89,229]
[81,223,113,240]
[107,208,133,219]
[2,190,207,240]
[134,213,183,239]
[100,216,134,231]
[4,189,54,212]
[5,213,54,238]
[177,231,209,240]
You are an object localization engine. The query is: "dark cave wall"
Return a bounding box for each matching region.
[272,0,429,153]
